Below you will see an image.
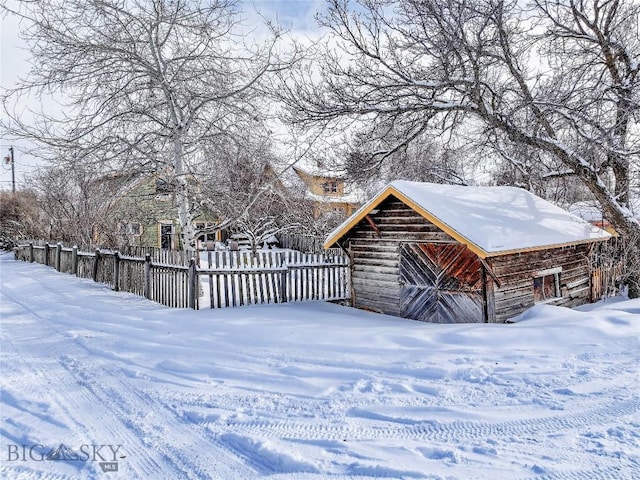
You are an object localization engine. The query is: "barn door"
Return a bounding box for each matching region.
[399,243,484,323]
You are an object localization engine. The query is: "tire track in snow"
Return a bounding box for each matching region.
[1,281,257,479]
[212,395,639,443]
[200,393,639,479]
[158,334,639,478]
[1,328,165,478]
[59,356,257,479]
[519,467,637,480]
[1,286,174,479]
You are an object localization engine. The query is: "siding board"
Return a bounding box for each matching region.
[490,244,593,322]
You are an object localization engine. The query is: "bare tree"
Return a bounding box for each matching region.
[491,142,592,206]
[27,164,135,248]
[277,0,640,297]
[346,130,474,193]
[198,136,309,253]
[0,190,45,249]
[2,0,296,251]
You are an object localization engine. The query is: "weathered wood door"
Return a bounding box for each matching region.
[399,243,484,323]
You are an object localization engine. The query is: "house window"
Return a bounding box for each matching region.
[195,222,217,249]
[323,181,338,193]
[533,267,562,302]
[195,222,216,242]
[159,223,175,250]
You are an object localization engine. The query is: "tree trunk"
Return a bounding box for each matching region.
[580,170,640,299]
[173,134,196,252]
[625,234,640,299]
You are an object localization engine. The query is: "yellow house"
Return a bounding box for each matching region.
[292,164,362,218]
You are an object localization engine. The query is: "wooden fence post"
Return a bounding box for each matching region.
[143,254,152,299]
[29,242,34,263]
[92,248,101,282]
[72,246,78,276]
[55,243,62,271]
[188,258,197,309]
[280,270,288,303]
[113,251,120,292]
[44,243,50,266]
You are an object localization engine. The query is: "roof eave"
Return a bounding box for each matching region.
[323,185,491,258]
[323,185,395,250]
[482,235,611,258]
[324,184,612,257]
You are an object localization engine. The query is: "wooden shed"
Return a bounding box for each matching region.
[324,181,612,323]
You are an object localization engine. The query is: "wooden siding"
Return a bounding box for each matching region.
[347,196,457,316]
[488,244,593,322]
[399,243,484,323]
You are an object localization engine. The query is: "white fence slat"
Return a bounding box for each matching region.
[233,252,241,307]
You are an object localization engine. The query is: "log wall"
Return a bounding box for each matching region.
[345,196,457,316]
[487,244,593,322]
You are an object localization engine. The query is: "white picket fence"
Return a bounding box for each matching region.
[14,242,351,310]
[198,250,350,308]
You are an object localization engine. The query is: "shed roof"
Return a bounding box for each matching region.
[324,180,611,258]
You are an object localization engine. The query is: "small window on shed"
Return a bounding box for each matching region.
[533,267,562,303]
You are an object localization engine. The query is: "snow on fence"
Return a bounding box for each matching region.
[122,245,193,267]
[14,243,194,308]
[13,243,350,310]
[198,250,350,308]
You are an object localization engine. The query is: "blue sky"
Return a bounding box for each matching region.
[245,0,327,32]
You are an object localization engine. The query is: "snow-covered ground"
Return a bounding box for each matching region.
[1,252,639,480]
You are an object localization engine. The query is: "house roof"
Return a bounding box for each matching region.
[289,165,365,205]
[292,160,346,178]
[324,180,611,258]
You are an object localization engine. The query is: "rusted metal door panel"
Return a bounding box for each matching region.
[399,243,484,323]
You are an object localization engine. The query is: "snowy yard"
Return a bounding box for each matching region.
[1,252,639,480]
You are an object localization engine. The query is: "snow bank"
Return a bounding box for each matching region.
[1,253,639,479]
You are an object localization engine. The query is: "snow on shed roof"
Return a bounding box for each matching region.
[324,180,611,258]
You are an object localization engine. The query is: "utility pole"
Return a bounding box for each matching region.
[4,147,16,192]
[9,146,15,193]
